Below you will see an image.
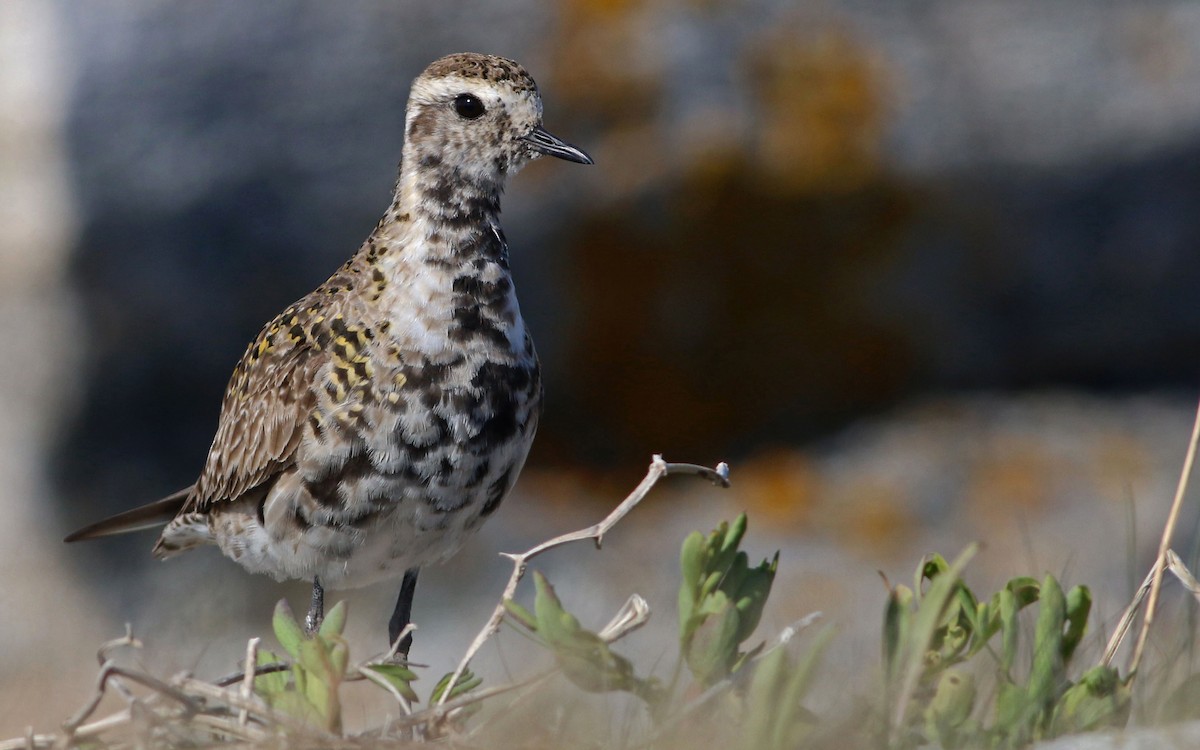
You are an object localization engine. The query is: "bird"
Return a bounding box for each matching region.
[64,52,593,655]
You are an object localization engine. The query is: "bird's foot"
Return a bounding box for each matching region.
[305,576,325,635]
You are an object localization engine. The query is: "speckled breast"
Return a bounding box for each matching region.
[294,334,541,586]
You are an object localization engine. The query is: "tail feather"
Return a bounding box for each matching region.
[151,512,213,559]
[63,486,193,543]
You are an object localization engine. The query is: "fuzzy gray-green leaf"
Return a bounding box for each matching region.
[273,599,305,660]
[363,663,419,703]
[1027,574,1065,710]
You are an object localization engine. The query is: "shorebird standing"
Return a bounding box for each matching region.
[65,52,593,654]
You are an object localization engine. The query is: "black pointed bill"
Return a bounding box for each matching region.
[522,126,594,165]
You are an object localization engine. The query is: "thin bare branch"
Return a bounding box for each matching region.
[190,713,271,743]
[1166,549,1200,602]
[399,669,558,733]
[357,667,415,716]
[239,637,260,728]
[365,623,418,667]
[1101,564,1156,667]
[396,584,664,735]
[1129,397,1200,675]
[436,455,730,708]
[214,662,289,688]
[63,662,197,736]
[177,677,334,738]
[95,624,141,666]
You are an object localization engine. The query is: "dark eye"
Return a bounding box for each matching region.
[454,93,486,120]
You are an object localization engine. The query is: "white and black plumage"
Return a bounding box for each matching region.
[65,52,593,652]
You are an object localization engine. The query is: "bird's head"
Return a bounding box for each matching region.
[404,52,592,189]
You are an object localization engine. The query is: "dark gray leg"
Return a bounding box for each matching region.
[388,568,420,656]
[305,576,325,635]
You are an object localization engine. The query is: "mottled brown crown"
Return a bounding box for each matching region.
[421,53,537,95]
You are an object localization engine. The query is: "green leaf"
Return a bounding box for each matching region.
[252,649,289,696]
[533,571,585,646]
[273,599,305,660]
[744,645,788,750]
[1027,575,1065,710]
[1061,585,1091,663]
[999,588,1019,674]
[720,514,748,558]
[889,544,977,730]
[329,640,349,679]
[883,585,912,684]
[924,670,976,749]
[719,551,751,602]
[1006,577,1042,608]
[503,598,538,631]
[742,626,832,750]
[299,637,331,680]
[318,600,347,639]
[685,594,740,686]
[771,626,833,749]
[920,554,952,589]
[679,530,706,639]
[528,570,661,703]
[268,690,321,724]
[994,680,1035,747]
[298,638,340,731]
[432,669,482,704]
[362,663,419,703]
[1050,665,1130,735]
[731,553,779,646]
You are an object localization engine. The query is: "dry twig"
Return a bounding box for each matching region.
[1128,398,1200,674]
[435,454,730,708]
[5,455,730,749]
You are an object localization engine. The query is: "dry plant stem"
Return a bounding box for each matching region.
[436,454,731,708]
[1102,564,1156,667]
[369,622,419,666]
[239,637,260,728]
[1165,549,1200,601]
[215,662,288,687]
[401,669,558,732]
[178,677,336,738]
[2,711,131,750]
[357,667,414,716]
[63,663,197,735]
[409,590,658,733]
[1129,397,1200,675]
[92,627,142,707]
[348,622,418,715]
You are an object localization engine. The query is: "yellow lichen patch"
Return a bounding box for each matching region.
[734,449,821,528]
[744,24,888,194]
[827,478,917,557]
[968,440,1056,515]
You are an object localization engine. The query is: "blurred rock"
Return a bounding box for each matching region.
[47,0,1200,487]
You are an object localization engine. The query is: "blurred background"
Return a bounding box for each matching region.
[5,0,1200,734]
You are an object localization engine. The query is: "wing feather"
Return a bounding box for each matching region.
[186,318,325,512]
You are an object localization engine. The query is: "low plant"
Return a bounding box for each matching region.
[883,547,1131,749]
